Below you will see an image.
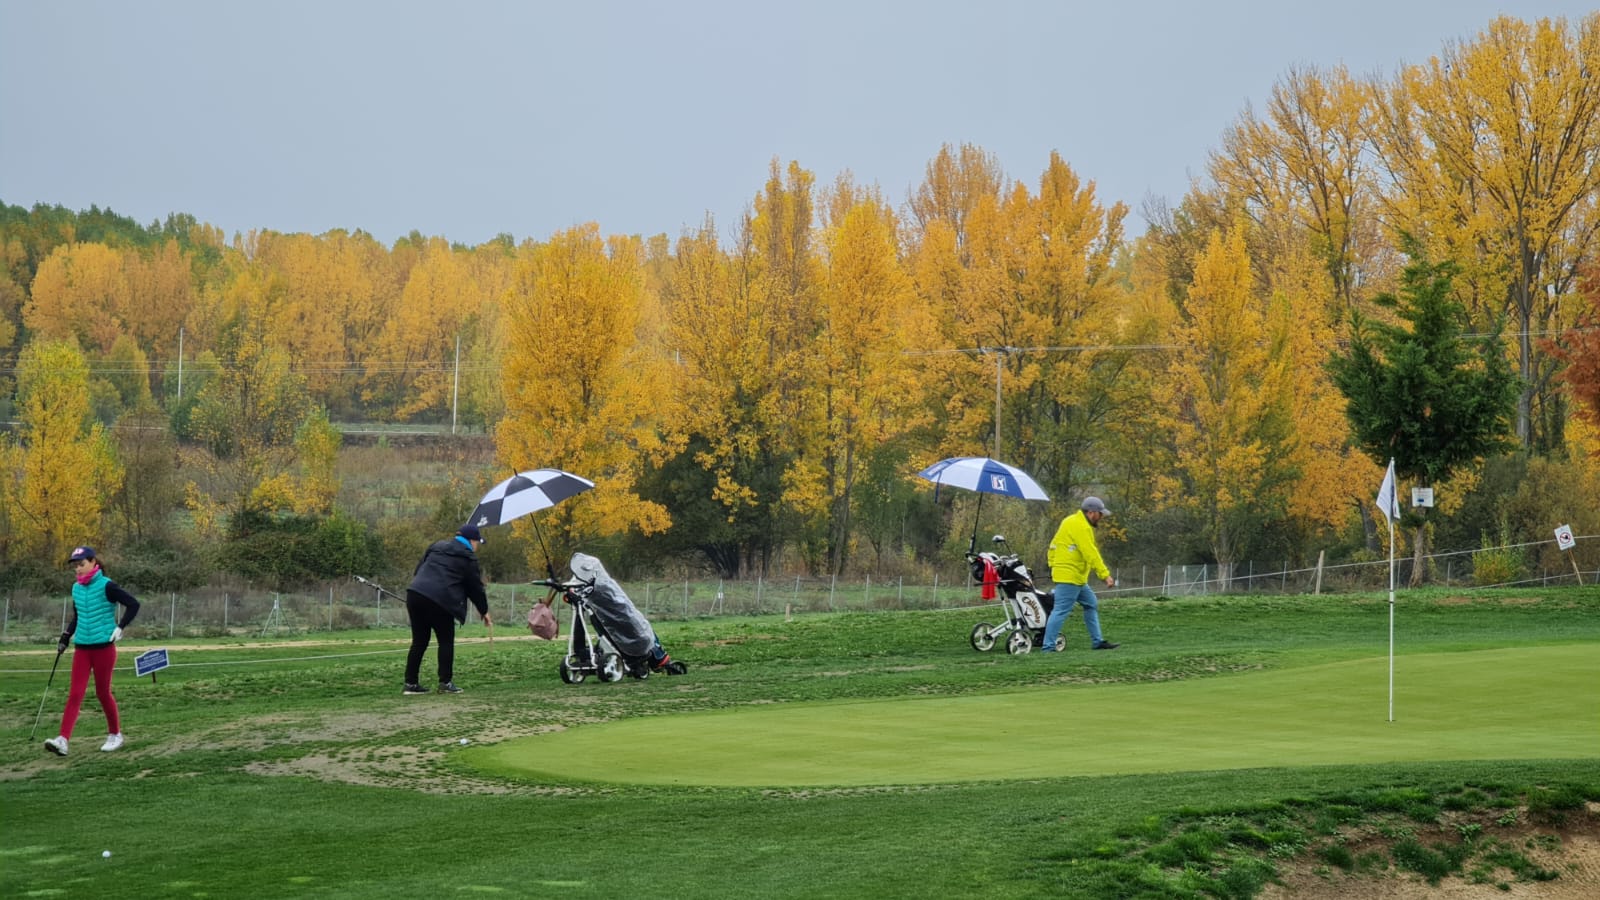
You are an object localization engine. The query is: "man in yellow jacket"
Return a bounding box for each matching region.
[1041,496,1120,651]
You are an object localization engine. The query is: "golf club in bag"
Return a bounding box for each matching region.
[30,635,68,741]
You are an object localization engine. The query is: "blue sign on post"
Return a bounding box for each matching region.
[134,648,170,681]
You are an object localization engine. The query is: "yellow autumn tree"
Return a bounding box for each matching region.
[23,242,132,353]
[728,160,832,569]
[906,142,1005,256]
[997,152,1130,491]
[250,406,341,515]
[808,185,934,572]
[1370,13,1600,451]
[10,339,123,562]
[365,237,484,421]
[498,224,676,553]
[122,239,195,366]
[182,265,314,525]
[1153,226,1297,587]
[257,231,370,398]
[1210,64,1390,316]
[904,147,1011,459]
[658,218,781,575]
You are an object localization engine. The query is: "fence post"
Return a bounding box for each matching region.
[1314,551,1325,595]
[898,576,903,609]
[684,578,689,616]
[865,574,871,609]
[170,593,176,638]
[2,595,7,639]
[932,572,939,607]
[757,575,764,612]
[829,574,836,611]
[225,593,229,630]
[1282,563,1288,592]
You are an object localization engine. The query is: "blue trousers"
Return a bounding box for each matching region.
[1040,582,1102,650]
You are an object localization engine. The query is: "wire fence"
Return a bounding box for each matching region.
[2,537,1593,644]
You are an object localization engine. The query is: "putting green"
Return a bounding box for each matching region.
[468,644,1600,787]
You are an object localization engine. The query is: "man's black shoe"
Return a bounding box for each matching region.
[1092,641,1120,650]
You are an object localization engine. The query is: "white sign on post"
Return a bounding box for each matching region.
[1412,487,1434,508]
[1554,524,1576,551]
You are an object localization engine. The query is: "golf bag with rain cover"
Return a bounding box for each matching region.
[967,535,1060,654]
[535,552,687,683]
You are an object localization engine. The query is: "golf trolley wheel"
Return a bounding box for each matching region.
[970,622,997,652]
[1006,629,1033,655]
[559,658,586,684]
[598,653,624,683]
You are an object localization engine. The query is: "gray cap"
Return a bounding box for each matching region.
[1080,496,1110,515]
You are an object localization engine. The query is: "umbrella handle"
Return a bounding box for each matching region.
[969,490,984,553]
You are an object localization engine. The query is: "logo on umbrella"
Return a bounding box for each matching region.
[988,474,1011,492]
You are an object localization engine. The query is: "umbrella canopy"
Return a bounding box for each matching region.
[468,468,595,529]
[916,457,1049,501]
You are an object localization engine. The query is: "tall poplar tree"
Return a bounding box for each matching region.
[9,339,122,562]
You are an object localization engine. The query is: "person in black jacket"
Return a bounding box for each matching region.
[403,525,493,695]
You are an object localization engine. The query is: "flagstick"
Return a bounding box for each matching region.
[1387,514,1395,723]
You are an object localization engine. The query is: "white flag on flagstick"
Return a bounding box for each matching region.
[1375,458,1401,522]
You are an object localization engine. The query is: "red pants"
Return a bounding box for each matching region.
[59,644,120,739]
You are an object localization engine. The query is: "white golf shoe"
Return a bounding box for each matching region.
[44,736,68,756]
[100,733,124,752]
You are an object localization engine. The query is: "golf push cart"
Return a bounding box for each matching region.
[967,534,1062,654]
[531,552,687,684]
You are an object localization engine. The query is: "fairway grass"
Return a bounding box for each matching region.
[471,643,1600,787]
[3,589,1597,899]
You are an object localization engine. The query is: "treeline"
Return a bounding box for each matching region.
[2,14,1598,591]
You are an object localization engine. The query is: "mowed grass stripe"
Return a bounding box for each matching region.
[471,643,1599,787]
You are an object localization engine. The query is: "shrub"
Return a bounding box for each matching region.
[220,508,383,589]
[1471,515,1525,586]
[114,539,210,593]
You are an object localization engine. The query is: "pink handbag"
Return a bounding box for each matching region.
[527,602,559,640]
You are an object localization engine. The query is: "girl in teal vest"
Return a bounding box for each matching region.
[43,546,141,757]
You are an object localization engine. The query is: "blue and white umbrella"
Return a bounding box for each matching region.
[468,469,595,529]
[916,456,1049,501]
[917,457,1049,551]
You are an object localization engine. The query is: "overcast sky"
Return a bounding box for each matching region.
[1,1,1590,247]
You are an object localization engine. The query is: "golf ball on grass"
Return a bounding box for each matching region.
[102,850,111,858]
[459,738,469,745]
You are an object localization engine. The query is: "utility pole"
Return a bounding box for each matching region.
[982,347,1013,459]
[451,333,461,434]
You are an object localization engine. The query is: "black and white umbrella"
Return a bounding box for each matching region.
[468,469,595,529]
[469,468,596,577]
[916,456,1049,551]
